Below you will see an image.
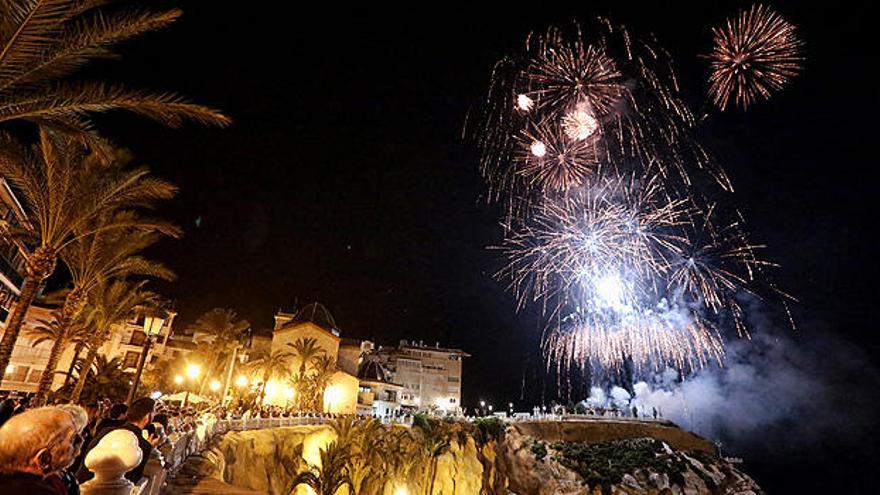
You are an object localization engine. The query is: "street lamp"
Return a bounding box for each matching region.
[174,374,183,386]
[210,379,221,393]
[182,364,201,407]
[126,311,166,405]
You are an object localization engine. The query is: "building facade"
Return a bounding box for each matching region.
[261,304,359,414]
[380,340,469,415]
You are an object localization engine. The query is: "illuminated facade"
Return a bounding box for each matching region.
[341,337,470,415]
[382,340,469,415]
[262,304,358,414]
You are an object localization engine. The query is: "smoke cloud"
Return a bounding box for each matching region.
[585,328,880,456]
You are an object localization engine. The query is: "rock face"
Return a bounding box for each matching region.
[498,426,763,495]
[177,421,761,495]
[200,425,337,495]
[431,436,485,495]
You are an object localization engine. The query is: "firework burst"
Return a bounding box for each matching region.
[708,4,804,111]
[514,118,599,193]
[476,21,732,218]
[476,17,792,374]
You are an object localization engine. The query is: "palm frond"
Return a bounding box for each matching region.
[0,82,231,127]
[0,0,76,83]
[0,8,182,92]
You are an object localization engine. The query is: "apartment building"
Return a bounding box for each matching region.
[381,340,469,414]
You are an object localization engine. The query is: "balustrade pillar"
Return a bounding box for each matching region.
[80,429,143,495]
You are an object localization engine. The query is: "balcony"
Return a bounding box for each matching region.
[0,253,23,288]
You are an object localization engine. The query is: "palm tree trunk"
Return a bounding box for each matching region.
[258,369,270,405]
[0,276,42,387]
[198,352,224,395]
[64,340,86,387]
[35,288,85,404]
[71,327,109,403]
[34,336,67,405]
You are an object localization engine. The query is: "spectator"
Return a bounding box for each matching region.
[0,406,81,494]
[78,398,155,484]
[94,403,127,432]
[53,405,88,495]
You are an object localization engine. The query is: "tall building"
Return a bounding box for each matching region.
[0,177,31,324]
[0,177,56,394]
[381,340,469,415]
[101,311,177,372]
[338,338,470,416]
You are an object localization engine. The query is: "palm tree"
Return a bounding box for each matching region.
[185,308,249,395]
[0,130,175,385]
[27,307,89,400]
[0,0,229,151]
[57,354,131,404]
[32,225,175,403]
[70,279,161,403]
[247,349,292,406]
[309,353,336,411]
[288,336,326,377]
[59,223,174,388]
[290,441,352,495]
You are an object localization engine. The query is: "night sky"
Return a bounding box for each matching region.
[86,2,875,492]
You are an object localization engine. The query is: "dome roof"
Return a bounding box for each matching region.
[357,357,391,383]
[293,302,338,332]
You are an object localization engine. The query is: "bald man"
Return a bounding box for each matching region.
[0,406,81,494]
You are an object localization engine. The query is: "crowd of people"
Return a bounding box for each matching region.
[0,393,213,495]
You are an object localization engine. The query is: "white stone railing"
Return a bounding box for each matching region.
[79,415,337,495]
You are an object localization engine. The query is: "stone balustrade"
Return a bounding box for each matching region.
[79,415,335,495]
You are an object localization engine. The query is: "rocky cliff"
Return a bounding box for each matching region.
[176,420,761,495]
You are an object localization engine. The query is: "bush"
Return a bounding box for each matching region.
[412,412,437,433]
[530,440,548,461]
[549,438,693,493]
[471,416,506,444]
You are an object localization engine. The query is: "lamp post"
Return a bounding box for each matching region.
[126,312,166,406]
[182,363,201,408]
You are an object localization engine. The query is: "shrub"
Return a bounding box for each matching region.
[530,440,548,461]
[549,438,694,493]
[471,416,506,444]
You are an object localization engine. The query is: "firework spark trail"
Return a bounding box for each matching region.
[477,21,733,221]
[708,4,804,111]
[476,16,794,374]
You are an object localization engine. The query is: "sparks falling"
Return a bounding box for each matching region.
[708,4,804,111]
[475,18,794,374]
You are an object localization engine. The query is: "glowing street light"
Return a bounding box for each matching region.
[181,363,202,407]
[186,364,201,379]
[235,375,248,387]
[174,375,183,385]
[209,380,221,392]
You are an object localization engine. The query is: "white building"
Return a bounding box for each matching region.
[340,338,470,416]
[382,340,469,415]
